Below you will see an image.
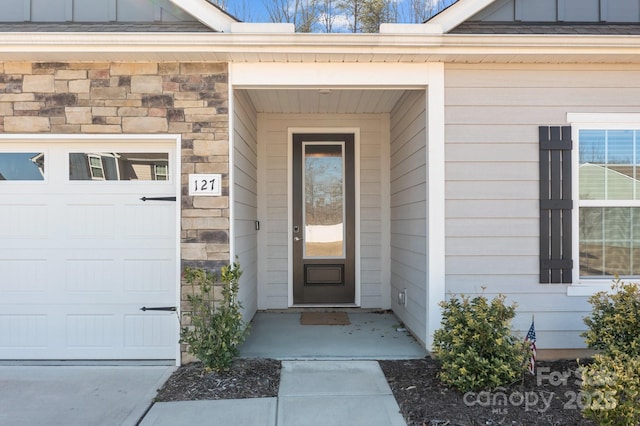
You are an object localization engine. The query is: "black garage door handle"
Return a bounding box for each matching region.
[140,196,177,202]
[140,306,177,312]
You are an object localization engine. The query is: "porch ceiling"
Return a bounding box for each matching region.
[241,89,407,114]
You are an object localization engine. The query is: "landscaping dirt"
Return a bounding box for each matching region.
[155,357,597,425]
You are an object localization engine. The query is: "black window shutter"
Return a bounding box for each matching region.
[539,126,573,283]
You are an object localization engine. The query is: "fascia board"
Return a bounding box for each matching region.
[169,0,238,32]
[426,0,499,33]
[1,32,640,62]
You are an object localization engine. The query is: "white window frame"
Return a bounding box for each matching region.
[568,113,640,296]
[87,154,105,180]
[154,163,169,181]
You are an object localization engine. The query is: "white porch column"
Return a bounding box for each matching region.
[426,62,446,351]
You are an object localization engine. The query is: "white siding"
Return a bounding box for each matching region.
[445,63,640,349]
[233,90,258,320]
[389,91,427,345]
[257,113,390,309]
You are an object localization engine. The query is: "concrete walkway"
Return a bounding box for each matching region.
[142,360,407,426]
[0,366,173,426]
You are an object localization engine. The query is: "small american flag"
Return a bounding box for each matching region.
[525,319,537,375]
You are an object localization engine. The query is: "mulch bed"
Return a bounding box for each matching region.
[155,357,596,425]
[380,358,596,426]
[154,358,281,401]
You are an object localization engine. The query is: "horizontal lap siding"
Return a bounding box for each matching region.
[445,63,640,348]
[233,90,258,319]
[259,114,389,309]
[390,91,427,344]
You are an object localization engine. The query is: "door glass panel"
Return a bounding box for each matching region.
[0,152,45,181]
[303,143,345,258]
[69,152,169,181]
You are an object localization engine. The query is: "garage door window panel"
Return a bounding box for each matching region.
[0,152,45,181]
[69,152,169,181]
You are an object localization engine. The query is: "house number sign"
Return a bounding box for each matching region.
[189,173,222,196]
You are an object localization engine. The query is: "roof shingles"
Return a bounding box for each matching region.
[0,21,215,32]
[451,22,640,35]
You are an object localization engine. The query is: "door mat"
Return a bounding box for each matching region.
[300,311,351,326]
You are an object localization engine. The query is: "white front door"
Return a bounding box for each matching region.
[0,140,178,361]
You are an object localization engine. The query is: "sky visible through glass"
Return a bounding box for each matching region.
[0,153,43,181]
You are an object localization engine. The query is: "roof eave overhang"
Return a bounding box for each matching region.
[1,32,640,64]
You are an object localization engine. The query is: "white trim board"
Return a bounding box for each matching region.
[230,63,434,88]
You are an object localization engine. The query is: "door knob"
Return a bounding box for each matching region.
[294,236,302,242]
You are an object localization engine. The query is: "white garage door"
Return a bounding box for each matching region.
[0,140,178,361]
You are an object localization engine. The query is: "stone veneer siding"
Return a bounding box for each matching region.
[0,61,230,362]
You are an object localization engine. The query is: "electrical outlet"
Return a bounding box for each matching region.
[398,288,407,307]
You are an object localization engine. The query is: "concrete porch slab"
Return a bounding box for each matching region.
[240,311,427,360]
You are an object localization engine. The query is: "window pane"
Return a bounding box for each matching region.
[303,144,344,258]
[0,152,45,181]
[579,130,605,200]
[579,130,640,200]
[606,130,635,200]
[580,207,640,277]
[69,152,169,181]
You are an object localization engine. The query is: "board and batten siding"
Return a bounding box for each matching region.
[257,113,390,309]
[233,90,258,320]
[472,0,640,23]
[444,63,640,348]
[0,0,193,22]
[389,91,428,346]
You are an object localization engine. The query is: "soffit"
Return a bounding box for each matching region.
[241,89,407,114]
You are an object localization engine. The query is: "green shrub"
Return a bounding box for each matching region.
[432,293,529,392]
[180,260,249,372]
[582,279,640,357]
[580,279,640,425]
[580,353,640,426]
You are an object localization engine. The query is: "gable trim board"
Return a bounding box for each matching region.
[426,0,499,33]
[168,0,238,32]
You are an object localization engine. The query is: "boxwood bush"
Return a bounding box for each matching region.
[432,293,529,392]
[580,280,640,426]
